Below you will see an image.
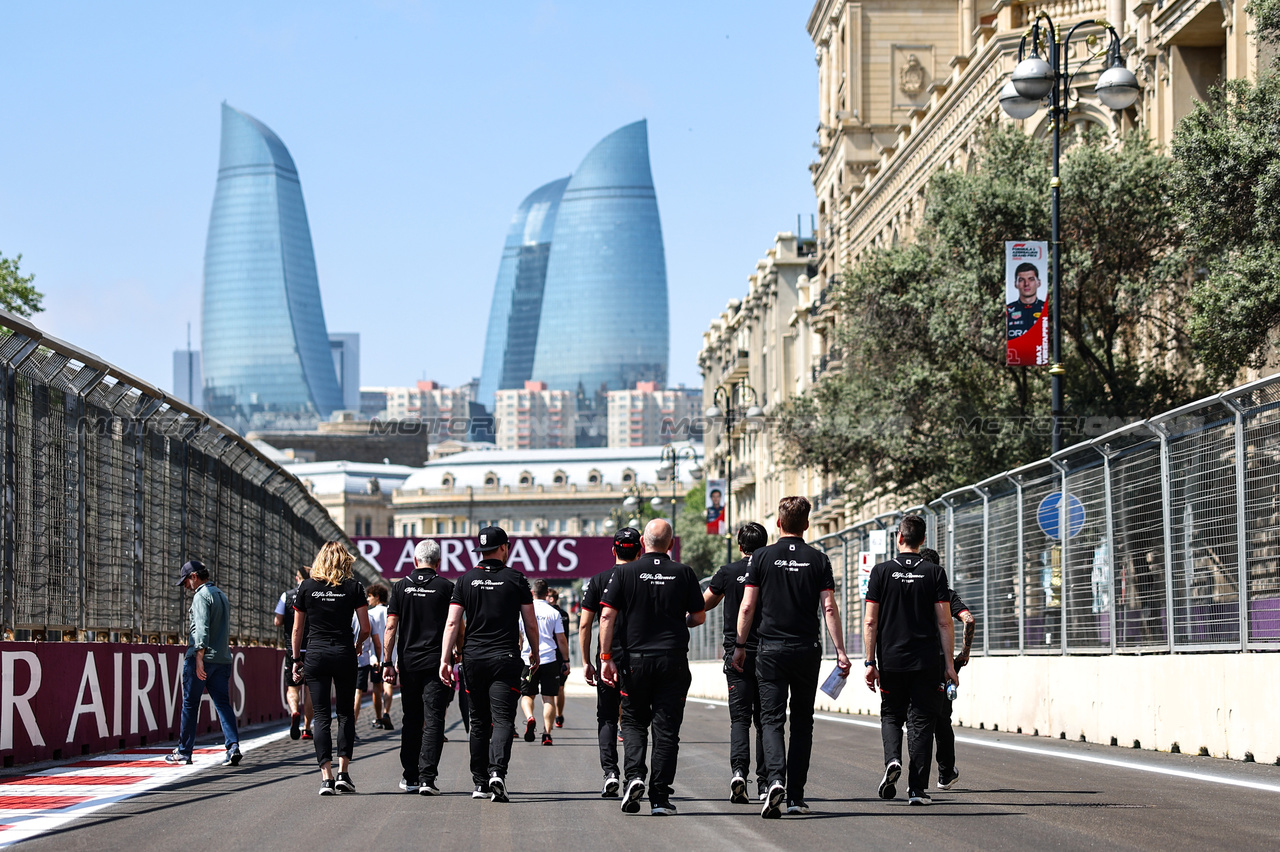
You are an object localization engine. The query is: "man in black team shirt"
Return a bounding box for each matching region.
[734,497,851,819]
[579,526,642,798]
[703,521,769,804]
[919,547,975,791]
[600,519,705,817]
[864,515,958,806]
[383,539,455,796]
[440,526,539,803]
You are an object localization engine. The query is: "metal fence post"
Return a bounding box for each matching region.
[1101,446,1117,654]
[1229,403,1248,650]
[978,487,991,656]
[3,337,40,639]
[1052,459,1068,655]
[1156,424,1175,653]
[841,531,851,649]
[1013,477,1025,654]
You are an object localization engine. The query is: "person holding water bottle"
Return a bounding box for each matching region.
[919,547,974,792]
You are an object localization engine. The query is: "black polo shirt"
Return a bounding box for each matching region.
[449,559,534,659]
[388,568,455,673]
[581,564,626,659]
[865,552,949,672]
[294,577,366,649]
[742,536,835,644]
[707,557,760,653]
[600,552,704,655]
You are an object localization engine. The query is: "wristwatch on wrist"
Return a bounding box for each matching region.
[864,659,876,667]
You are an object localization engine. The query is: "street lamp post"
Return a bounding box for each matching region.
[621,482,663,531]
[658,443,702,544]
[705,384,763,565]
[999,14,1139,453]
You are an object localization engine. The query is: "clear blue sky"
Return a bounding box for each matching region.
[1,1,818,394]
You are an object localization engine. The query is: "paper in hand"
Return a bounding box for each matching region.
[820,665,847,700]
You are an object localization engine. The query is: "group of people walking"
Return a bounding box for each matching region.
[169,496,972,814]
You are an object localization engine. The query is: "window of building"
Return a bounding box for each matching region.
[519,471,533,487]
[552,469,567,485]
[484,472,498,488]
[587,469,602,485]
[622,468,635,484]
[442,473,455,488]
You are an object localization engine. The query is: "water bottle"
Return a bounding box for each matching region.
[945,682,958,702]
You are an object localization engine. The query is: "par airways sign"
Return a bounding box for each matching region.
[353,536,679,580]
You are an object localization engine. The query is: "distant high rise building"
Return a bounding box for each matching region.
[494,381,577,450]
[329,333,360,412]
[477,177,569,410]
[172,349,202,407]
[607,382,702,447]
[202,103,343,431]
[531,120,668,394]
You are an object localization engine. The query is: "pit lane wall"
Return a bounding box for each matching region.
[687,655,1280,765]
[1,643,290,767]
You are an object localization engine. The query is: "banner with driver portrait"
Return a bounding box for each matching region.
[1005,240,1050,366]
[705,479,727,535]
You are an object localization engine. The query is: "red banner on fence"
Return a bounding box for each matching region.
[352,536,679,580]
[0,643,290,767]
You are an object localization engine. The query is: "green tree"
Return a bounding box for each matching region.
[0,252,43,317]
[1171,4,1280,378]
[777,126,1198,503]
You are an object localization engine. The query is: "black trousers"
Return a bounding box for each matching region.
[463,654,522,785]
[755,641,821,800]
[879,667,941,793]
[724,649,765,785]
[304,643,358,767]
[399,668,452,785]
[935,691,956,775]
[596,672,622,777]
[619,653,691,802]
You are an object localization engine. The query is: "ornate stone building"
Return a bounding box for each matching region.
[702,1,1265,535]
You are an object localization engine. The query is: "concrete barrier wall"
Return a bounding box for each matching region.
[684,654,1280,765]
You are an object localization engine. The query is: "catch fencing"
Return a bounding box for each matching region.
[689,373,1280,661]
[0,309,377,646]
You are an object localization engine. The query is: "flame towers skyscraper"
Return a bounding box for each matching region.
[202,103,343,431]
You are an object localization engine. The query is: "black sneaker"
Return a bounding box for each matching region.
[319,779,337,796]
[555,715,564,728]
[761,781,785,819]
[488,774,508,803]
[381,712,394,731]
[908,789,932,806]
[758,782,768,801]
[542,733,553,746]
[419,782,441,796]
[878,760,902,800]
[786,799,810,815]
[290,712,302,740]
[335,772,356,793]
[471,785,489,799]
[938,767,960,790]
[398,777,420,793]
[222,747,242,767]
[620,778,646,814]
[523,718,537,742]
[730,772,749,804]
[601,775,620,798]
[651,801,677,816]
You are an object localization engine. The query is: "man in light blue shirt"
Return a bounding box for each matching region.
[166,560,242,766]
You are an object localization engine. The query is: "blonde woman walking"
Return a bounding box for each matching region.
[291,542,371,795]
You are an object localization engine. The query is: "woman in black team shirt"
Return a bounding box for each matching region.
[291,542,370,796]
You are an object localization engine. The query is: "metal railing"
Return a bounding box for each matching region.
[688,372,1280,660]
[0,310,377,646]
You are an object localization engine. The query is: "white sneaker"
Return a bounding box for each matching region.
[761,781,785,819]
[398,778,420,793]
[620,778,646,814]
[730,772,749,804]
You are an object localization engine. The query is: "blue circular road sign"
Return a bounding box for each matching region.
[1037,492,1085,540]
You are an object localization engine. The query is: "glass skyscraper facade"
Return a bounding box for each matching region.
[478,121,669,411]
[477,177,569,410]
[202,103,343,431]
[531,120,668,394]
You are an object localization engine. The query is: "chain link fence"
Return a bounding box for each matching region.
[0,310,378,646]
[688,373,1280,660]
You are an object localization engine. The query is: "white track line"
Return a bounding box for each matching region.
[690,698,1280,795]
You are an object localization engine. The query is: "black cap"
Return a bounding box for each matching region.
[176,559,205,586]
[472,526,509,553]
[613,527,642,548]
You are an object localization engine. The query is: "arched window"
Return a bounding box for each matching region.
[441,473,455,489]
[587,469,602,486]
[484,472,498,489]
[552,469,567,486]
[621,468,636,485]
[518,471,534,487]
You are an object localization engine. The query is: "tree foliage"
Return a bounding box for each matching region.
[776,126,1199,503]
[0,252,43,317]
[1171,39,1280,378]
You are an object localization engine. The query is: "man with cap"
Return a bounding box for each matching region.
[439,526,539,803]
[600,519,706,817]
[578,526,642,797]
[165,560,241,767]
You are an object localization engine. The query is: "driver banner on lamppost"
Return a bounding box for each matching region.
[705,478,726,535]
[1005,240,1050,366]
